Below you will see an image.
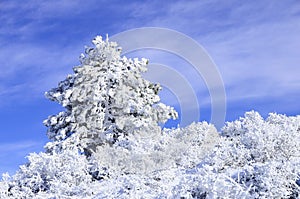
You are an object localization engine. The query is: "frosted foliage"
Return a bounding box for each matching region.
[91,112,299,199]
[207,111,300,198]
[90,122,219,177]
[43,36,177,154]
[221,111,300,163]
[1,150,97,198]
[2,111,299,198]
[1,35,299,198]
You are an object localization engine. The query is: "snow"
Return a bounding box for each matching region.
[0,36,299,199]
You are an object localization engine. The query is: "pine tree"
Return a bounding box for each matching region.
[43,36,177,156]
[0,36,179,198]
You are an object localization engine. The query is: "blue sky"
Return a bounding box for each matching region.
[0,0,299,174]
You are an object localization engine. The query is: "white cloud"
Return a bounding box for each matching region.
[0,41,83,106]
[203,16,300,95]
[0,140,41,154]
[123,0,300,104]
[1,0,299,113]
[0,140,45,175]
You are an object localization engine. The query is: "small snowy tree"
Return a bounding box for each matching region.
[44,35,177,155]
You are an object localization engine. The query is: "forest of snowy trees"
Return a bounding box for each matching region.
[0,36,299,198]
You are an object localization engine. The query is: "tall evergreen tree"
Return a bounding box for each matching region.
[43,36,177,155]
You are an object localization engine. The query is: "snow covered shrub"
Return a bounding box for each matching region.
[0,173,10,197]
[90,122,219,178]
[162,122,219,169]
[1,149,97,198]
[222,111,300,163]
[202,111,300,198]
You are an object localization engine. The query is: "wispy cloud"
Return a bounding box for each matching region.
[1,0,298,114]
[0,140,41,153]
[203,13,300,98]
[0,42,82,107]
[123,1,300,111]
[0,0,98,38]
[0,0,141,106]
[0,140,45,175]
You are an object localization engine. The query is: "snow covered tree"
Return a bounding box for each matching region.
[0,35,179,198]
[1,35,299,199]
[43,35,177,156]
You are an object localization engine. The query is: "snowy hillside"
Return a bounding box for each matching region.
[0,36,299,199]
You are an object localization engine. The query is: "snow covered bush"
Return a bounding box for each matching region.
[222,111,300,163]
[1,149,99,198]
[1,35,299,199]
[90,122,219,178]
[0,173,10,197]
[199,111,300,198]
